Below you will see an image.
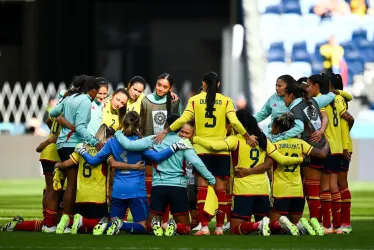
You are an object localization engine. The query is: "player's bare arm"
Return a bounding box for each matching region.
[341,111,355,130]
[108,158,145,171]
[56,114,75,131]
[234,157,273,178]
[35,135,57,153]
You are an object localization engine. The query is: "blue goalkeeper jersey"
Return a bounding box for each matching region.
[81,135,174,199]
[115,131,216,188]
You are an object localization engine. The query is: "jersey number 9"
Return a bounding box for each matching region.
[204,108,216,128]
[82,161,92,178]
[249,148,260,168]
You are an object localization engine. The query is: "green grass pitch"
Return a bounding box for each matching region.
[0,179,374,249]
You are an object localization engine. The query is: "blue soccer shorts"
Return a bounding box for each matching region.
[110,197,148,222]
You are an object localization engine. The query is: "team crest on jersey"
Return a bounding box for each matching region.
[303,106,321,130]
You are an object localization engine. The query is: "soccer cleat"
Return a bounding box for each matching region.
[151,217,163,236]
[63,227,72,234]
[194,228,210,236]
[223,222,231,231]
[107,217,123,235]
[297,218,316,236]
[279,216,299,236]
[259,216,271,236]
[214,227,224,235]
[341,225,352,234]
[164,218,177,236]
[56,214,70,234]
[93,217,109,236]
[1,216,24,231]
[42,226,56,233]
[323,227,334,235]
[310,218,324,236]
[71,214,83,235]
[334,227,344,234]
[192,222,202,231]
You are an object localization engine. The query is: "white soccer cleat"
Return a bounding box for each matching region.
[1,216,24,232]
[259,216,271,236]
[192,222,202,231]
[42,226,57,233]
[223,222,231,231]
[297,218,316,236]
[279,216,299,236]
[63,227,72,234]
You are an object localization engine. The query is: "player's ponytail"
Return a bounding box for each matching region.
[157,73,174,117]
[203,71,219,116]
[121,111,142,138]
[236,109,267,150]
[308,74,330,94]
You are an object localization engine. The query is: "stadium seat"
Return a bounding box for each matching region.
[346,59,364,76]
[292,41,307,52]
[270,41,285,52]
[258,0,282,13]
[292,48,312,63]
[280,14,301,26]
[265,5,282,14]
[311,61,323,74]
[283,1,302,14]
[268,48,286,62]
[352,29,368,41]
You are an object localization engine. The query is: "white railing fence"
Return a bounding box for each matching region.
[0,81,192,124]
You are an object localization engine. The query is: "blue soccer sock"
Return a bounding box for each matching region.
[121,222,146,234]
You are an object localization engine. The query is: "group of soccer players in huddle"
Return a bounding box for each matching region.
[2,70,354,237]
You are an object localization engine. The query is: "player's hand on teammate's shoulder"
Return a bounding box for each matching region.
[246,135,258,147]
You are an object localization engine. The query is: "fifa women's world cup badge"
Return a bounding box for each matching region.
[152,110,167,134]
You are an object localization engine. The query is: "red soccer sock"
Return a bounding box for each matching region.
[123,208,129,221]
[215,189,227,228]
[340,188,351,226]
[304,179,321,219]
[269,221,281,233]
[162,205,170,224]
[79,218,100,233]
[331,191,342,228]
[176,223,191,235]
[197,186,210,227]
[45,209,58,227]
[232,222,259,235]
[14,220,44,232]
[320,190,332,228]
[226,193,232,222]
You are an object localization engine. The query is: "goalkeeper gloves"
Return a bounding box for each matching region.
[170,138,194,152]
[75,146,87,155]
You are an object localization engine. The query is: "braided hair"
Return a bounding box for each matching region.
[157,73,174,117]
[62,75,100,101]
[236,109,267,150]
[202,71,220,116]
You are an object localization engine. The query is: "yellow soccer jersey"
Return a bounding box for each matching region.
[325,95,346,154]
[70,148,107,204]
[127,93,144,115]
[102,103,120,131]
[193,135,304,196]
[40,118,61,162]
[273,138,313,198]
[170,92,246,155]
[339,97,352,152]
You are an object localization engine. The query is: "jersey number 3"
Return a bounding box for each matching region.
[82,161,92,178]
[204,108,216,128]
